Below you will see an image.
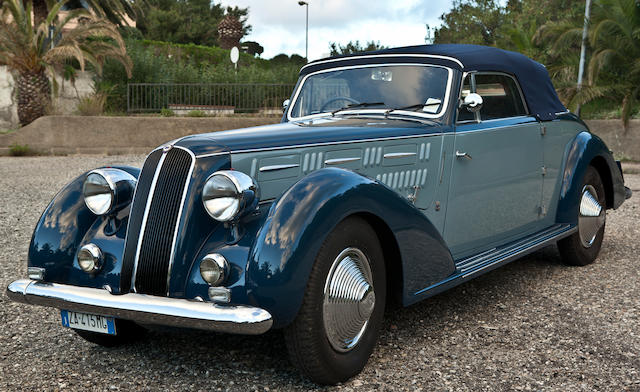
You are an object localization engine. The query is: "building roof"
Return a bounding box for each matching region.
[301,44,567,121]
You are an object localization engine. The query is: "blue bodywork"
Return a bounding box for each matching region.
[24,47,629,332]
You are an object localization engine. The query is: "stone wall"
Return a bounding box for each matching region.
[0,66,19,130]
[0,67,95,130]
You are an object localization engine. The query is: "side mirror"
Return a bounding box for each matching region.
[462,93,483,113]
[282,99,290,113]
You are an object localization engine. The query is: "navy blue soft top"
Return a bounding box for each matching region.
[301,44,567,121]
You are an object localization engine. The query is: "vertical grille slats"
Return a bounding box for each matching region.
[134,147,193,296]
[120,149,163,292]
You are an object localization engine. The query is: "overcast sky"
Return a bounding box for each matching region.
[217,0,455,61]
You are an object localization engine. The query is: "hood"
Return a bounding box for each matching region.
[173,117,447,156]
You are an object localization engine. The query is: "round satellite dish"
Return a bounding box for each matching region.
[230,47,239,64]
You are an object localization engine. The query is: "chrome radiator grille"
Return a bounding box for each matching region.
[121,147,194,296]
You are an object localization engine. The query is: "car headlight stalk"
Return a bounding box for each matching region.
[202,170,259,222]
[83,168,136,216]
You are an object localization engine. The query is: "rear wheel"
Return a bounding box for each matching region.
[285,217,386,385]
[73,319,146,347]
[558,166,606,266]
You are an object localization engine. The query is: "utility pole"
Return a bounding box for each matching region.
[298,1,309,62]
[576,0,592,116]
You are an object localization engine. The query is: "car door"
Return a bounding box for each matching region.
[443,72,544,259]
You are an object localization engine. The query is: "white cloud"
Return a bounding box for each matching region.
[217,0,453,60]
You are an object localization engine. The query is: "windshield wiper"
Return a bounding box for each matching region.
[331,102,385,116]
[384,103,428,116]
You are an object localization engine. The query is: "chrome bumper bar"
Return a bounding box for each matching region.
[6,279,272,335]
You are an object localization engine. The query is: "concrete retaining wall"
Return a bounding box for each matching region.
[585,120,640,161]
[0,115,638,160]
[0,115,281,155]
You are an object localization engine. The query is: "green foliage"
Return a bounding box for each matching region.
[160,108,175,117]
[136,0,250,47]
[96,39,302,112]
[329,41,386,56]
[242,41,264,57]
[186,110,206,117]
[9,143,33,156]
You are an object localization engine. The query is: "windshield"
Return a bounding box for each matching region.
[289,64,451,120]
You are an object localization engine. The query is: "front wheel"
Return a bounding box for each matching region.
[285,217,386,385]
[558,165,607,266]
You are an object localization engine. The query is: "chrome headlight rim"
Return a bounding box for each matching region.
[199,253,229,286]
[77,243,103,274]
[202,170,259,222]
[83,168,136,216]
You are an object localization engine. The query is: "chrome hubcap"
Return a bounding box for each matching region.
[323,247,375,352]
[578,185,606,248]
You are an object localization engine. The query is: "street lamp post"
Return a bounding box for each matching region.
[298,1,308,62]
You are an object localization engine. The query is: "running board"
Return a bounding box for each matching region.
[413,224,576,298]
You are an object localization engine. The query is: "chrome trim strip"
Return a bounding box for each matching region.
[414,224,576,296]
[166,146,196,295]
[259,163,300,172]
[6,279,272,335]
[324,157,361,165]
[287,63,454,122]
[131,150,167,291]
[195,132,444,159]
[383,152,417,159]
[300,53,464,70]
[121,147,162,292]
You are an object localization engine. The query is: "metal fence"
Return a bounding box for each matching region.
[127,83,296,114]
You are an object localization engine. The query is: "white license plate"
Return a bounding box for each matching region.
[60,310,116,335]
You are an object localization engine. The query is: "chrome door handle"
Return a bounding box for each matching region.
[455,150,472,160]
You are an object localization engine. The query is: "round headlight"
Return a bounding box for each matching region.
[78,243,102,274]
[83,172,113,215]
[200,253,228,286]
[202,171,258,222]
[83,169,136,216]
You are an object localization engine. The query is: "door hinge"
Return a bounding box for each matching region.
[407,185,420,204]
[541,126,547,136]
[541,166,547,176]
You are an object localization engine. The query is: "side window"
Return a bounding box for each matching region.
[475,74,527,120]
[457,74,475,122]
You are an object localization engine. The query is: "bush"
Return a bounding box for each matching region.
[76,91,109,116]
[9,143,33,156]
[186,110,206,117]
[160,108,175,117]
[96,39,302,113]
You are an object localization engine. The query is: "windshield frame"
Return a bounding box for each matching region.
[286,63,454,122]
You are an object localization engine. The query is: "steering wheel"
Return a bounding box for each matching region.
[320,96,360,112]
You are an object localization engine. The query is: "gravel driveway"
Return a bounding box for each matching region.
[1,156,639,391]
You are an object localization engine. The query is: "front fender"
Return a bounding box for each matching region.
[246,168,454,328]
[27,166,140,289]
[556,131,626,224]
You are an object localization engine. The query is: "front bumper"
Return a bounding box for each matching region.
[6,279,272,335]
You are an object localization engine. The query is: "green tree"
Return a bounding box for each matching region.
[328,40,385,56]
[137,0,250,47]
[433,0,506,45]
[0,0,132,124]
[538,0,640,127]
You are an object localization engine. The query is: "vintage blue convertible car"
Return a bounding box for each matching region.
[7,44,632,384]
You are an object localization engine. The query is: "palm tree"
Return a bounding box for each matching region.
[0,0,132,125]
[537,0,640,128]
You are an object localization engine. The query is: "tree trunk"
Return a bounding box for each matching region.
[17,71,51,126]
[32,0,49,26]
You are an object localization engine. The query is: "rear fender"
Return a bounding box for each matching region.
[246,167,454,328]
[556,131,625,224]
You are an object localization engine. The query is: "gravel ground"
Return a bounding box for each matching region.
[1,155,639,392]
